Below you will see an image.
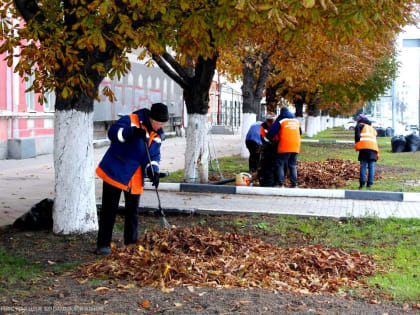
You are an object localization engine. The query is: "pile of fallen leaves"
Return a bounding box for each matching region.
[79,227,376,295]
[295,159,381,188]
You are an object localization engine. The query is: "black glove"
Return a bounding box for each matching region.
[132,127,146,139]
[147,167,160,188]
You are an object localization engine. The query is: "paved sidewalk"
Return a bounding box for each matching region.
[138,190,420,219]
[1,133,419,227]
[0,134,240,226]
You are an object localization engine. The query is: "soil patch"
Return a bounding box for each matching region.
[375,164,415,175]
[0,215,418,314]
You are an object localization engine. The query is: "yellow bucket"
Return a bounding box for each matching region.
[235,172,252,186]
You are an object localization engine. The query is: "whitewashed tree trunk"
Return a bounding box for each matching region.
[240,113,256,158]
[316,116,322,134]
[53,109,98,234]
[297,117,305,134]
[320,116,327,131]
[305,115,318,137]
[326,115,332,129]
[184,114,209,183]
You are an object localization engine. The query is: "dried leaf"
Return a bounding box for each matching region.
[161,287,175,293]
[77,279,88,284]
[77,227,376,295]
[141,299,151,308]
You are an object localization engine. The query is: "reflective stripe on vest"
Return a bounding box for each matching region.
[127,114,161,194]
[355,124,379,152]
[260,125,268,141]
[277,118,301,153]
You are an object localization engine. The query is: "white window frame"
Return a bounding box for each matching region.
[43,91,55,112]
[25,75,36,112]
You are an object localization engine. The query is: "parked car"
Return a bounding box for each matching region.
[405,124,419,135]
[343,120,356,130]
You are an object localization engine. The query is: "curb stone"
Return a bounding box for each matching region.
[144,182,419,202]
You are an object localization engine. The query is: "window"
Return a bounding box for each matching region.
[43,92,55,112]
[25,75,35,112]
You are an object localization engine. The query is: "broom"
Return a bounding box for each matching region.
[143,139,170,229]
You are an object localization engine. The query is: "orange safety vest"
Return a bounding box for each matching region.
[96,114,159,195]
[355,123,379,152]
[260,125,267,139]
[260,124,279,142]
[277,118,301,153]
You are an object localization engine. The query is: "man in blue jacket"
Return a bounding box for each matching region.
[95,103,168,255]
[245,113,276,173]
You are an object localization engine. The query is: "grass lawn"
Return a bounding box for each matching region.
[1,214,419,305]
[160,127,420,303]
[2,128,419,307]
[211,214,420,304]
[301,127,420,192]
[163,127,420,192]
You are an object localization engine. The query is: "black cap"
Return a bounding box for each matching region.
[280,106,289,114]
[150,103,169,122]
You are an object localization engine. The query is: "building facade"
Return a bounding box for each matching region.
[0,51,243,159]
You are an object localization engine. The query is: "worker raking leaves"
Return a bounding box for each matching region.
[95,103,169,255]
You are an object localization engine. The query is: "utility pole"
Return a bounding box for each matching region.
[391,80,397,131]
[217,73,221,125]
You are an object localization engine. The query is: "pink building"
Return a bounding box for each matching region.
[0,49,241,159]
[0,51,186,159]
[0,50,55,159]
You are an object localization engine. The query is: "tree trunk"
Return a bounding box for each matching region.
[305,115,318,137]
[294,98,304,118]
[184,114,209,183]
[265,84,277,113]
[241,64,256,158]
[240,53,271,158]
[152,52,217,183]
[181,56,216,183]
[293,97,305,133]
[53,108,98,234]
[240,113,256,159]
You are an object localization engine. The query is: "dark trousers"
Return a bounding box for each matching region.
[258,142,277,187]
[275,153,298,186]
[360,160,375,186]
[97,181,140,247]
[245,140,261,173]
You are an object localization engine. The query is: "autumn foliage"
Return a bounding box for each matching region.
[80,226,376,295]
[294,159,381,188]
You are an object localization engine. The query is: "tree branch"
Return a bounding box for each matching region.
[161,53,191,84]
[195,54,218,93]
[14,0,42,22]
[152,53,188,89]
[255,53,272,100]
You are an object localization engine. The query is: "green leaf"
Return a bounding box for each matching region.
[302,0,315,9]
[98,34,106,52]
[99,2,108,16]
[180,0,189,11]
[61,87,69,98]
